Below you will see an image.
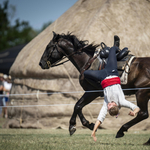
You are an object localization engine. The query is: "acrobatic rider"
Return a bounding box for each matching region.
[84,46,140,142]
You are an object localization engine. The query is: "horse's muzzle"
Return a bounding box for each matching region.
[39,60,50,69]
[39,61,45,69]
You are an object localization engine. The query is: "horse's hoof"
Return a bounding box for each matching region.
[143,138,150,145]
[115,132,124,138]
[69,126,76,136]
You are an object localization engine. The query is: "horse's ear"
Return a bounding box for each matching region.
[53,31,56,37]
[52,31,59,41]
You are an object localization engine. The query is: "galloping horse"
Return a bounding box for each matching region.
[39,32,150,145]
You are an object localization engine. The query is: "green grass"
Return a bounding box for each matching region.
[0,129,150,150]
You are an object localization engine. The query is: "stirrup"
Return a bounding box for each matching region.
[100,42,110,58]
[117,47,130,61]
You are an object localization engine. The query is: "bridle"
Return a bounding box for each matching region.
[46,42,88,68]
[46,43,68,68]
[45,41,101,75]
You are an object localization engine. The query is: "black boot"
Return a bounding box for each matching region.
[114,35,120,48]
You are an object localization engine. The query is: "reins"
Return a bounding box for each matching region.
[51,58,69,67]
[50,44,89,67]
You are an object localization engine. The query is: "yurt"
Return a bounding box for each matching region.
[7,0,150,130]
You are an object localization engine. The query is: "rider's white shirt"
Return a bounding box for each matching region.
[97,77,138,123]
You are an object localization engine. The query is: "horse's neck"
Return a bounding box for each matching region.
[70,52,92,73]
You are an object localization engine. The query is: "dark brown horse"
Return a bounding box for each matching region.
[39,32,150,145]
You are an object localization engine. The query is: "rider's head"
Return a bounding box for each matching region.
[109,106,119,116]
[107,102,119,116]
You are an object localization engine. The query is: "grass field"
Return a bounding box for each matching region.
[0,128,150,150]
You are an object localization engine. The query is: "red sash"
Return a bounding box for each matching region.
[101,77,121,89]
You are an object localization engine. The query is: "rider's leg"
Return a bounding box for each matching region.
[105,46,119,76]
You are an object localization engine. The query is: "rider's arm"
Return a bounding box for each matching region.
[97,100,108,123]
[91,101,108,142]
[120,98,140,116]
[128,107,140,116]
[91,120,101,142]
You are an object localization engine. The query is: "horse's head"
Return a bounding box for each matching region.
[39,31,99,70]
[39,31,66,69]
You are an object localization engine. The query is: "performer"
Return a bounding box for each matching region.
[84,46,140,142]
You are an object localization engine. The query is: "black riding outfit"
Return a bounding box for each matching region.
[84,46,119,84]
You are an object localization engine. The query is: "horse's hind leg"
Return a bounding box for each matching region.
[116,89,149,140]
[69,92,100,135]
[143,138,150,145]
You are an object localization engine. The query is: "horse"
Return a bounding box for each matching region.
[39,31,150,145]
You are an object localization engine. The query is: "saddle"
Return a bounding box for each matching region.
[88,50,134,85]
[87,36,135,85]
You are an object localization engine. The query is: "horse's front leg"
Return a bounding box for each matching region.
[69,92,100,135]
[116,89,149,139]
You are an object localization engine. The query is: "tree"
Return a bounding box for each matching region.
[0,0,37,51]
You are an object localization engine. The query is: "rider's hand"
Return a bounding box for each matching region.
[91,131,97,142]
[128,111,135,116]
[129,108,140,116]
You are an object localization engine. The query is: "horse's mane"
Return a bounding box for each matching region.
[59,32,100,56]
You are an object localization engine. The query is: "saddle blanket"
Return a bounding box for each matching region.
[120,55,135,84]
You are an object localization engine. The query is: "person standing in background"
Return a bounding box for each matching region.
[3,75,12,118]
[0,73,4,117]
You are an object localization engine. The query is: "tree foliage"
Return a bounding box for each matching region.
[0,0,37,51]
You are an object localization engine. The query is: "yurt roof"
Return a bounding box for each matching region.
[10,0,150,79]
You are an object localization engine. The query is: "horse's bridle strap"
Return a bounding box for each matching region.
[80,55,97,75]
[51,43,88,67]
